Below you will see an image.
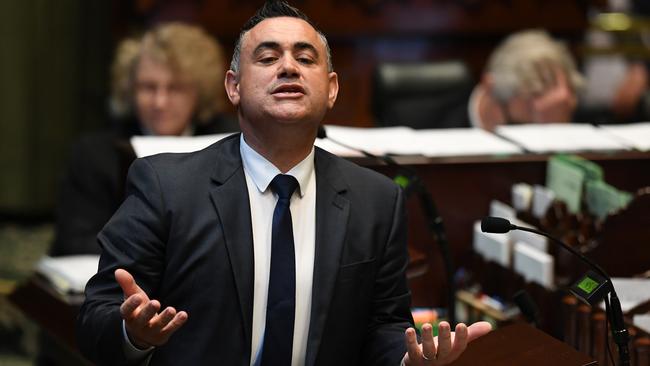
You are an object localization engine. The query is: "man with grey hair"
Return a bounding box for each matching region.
[468,29,585,131]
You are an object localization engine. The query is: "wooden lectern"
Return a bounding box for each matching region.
[451,322,596,365]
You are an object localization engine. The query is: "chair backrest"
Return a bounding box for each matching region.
[372,60,474,129]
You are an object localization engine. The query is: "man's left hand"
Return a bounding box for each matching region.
[403,321,492,365]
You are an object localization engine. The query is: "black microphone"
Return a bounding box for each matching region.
[317,125,456,326]
[480,216,515,234]
[481,216,630,366]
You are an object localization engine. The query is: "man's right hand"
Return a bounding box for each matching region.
[115,269,188,349]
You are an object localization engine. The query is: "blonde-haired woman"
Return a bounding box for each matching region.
[52,23,236,255]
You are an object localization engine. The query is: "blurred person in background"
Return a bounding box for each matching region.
[468,29,585,131]
[51,22,237,256]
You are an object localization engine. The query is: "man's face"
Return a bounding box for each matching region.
[225,17,338,131]
[134,54,198,135]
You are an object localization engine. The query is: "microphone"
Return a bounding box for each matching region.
[317,125,456,325]
[480,216,515,234]
[481,216,630,366]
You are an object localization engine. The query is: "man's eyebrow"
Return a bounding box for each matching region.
[252,41,320,59]
[293,42,319,58]
[252,41,281,56]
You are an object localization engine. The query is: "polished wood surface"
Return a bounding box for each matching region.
[450,322,596,365]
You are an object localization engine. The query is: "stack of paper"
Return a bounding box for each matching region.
[405,128,522,157]
[495,124,629,153]
[317,125,522,157]
[315,125,415,156]
[131,133,235,158]
[35,255,100,295]
[600,122,650,151]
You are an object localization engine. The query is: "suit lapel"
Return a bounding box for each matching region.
[208,135,255,358]
[305,149,350,366]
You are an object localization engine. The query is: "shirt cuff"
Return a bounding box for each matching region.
[122,320,154,365]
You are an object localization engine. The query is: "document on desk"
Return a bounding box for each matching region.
[35,255,100,295]
[318,126,522,157]
[610,277,650,312]
[408,128,522,157]
[495,124,629,153]
[600,122,650,151]
[316,125,416,155]
[131,133,236,158]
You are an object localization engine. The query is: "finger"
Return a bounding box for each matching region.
[447,323,469,361]
[435,321,453,361]
[421,323,436,362]
[115,269,147,299]
[467,321,492,342]
[120,293,145,320]
[404,327,421,364]
[159,311,189,338]
[551,63,569,90]
[149,307,177,331]
[538,60,556,90]
[133,300,161,329]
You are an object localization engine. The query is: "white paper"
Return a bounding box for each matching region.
[473,221,510,267]
[610,277,650,313]
[633,314,650,335]
[490,200,516,221]
[600,122,650,151]
[532,185,555,219]
[404,128,522,157]
[495,124,629,153]
[131,134,235,158]
[318,125,416,156]
[513,242,554,289]
[35,255,100,294]
[512,183,533,212]
[510,219,548,253]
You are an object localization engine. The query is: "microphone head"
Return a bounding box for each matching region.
[316,125,327,139]
[481,216,513,233]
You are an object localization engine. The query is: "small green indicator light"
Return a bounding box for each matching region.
[578,277,599,294]
[394,175,410,189]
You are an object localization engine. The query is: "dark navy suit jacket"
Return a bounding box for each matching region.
[77,133,413,365]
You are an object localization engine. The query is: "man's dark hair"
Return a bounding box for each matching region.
[229,1,333,72]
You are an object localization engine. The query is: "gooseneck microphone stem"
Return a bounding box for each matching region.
[512,225,609,281]
[318,126,456,326]
[483,217,630,366]
[513,226,630,365]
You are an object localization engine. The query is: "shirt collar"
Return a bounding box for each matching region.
[239,134,314,197]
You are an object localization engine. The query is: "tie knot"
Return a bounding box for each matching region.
[270,174,299,200]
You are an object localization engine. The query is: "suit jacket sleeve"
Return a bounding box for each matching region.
[77,157,167,366]
[362,184,413,365]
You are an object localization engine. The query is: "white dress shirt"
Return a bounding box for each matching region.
[240,135,316,366]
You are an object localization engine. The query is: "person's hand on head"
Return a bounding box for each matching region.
[115,269,188,349]
[402,321,492,365]
[530,61,576,124]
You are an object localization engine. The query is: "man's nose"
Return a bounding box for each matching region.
[278,55,300,78]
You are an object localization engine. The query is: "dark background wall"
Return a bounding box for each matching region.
[0,0,605,217]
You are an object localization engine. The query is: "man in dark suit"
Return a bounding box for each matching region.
[77,2,490,365]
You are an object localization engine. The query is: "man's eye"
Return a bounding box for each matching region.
[297,57,314,64]
[259,57,277,64]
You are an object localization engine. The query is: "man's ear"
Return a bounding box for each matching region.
[327,72,339,109]
[225,70,240,107]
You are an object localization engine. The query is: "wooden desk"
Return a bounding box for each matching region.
[451,322,596,366]
[362,151,650,306]
[9,276,91,366]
